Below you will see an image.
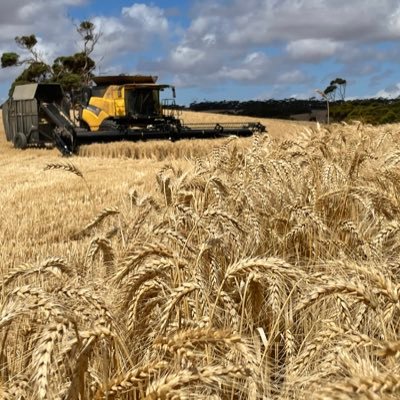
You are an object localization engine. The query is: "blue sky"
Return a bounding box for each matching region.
[1,0,400,105]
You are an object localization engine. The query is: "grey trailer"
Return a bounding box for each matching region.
[2,83,76,155]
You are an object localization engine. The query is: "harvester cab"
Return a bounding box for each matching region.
[77,75,179,132]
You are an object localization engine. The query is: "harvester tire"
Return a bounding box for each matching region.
[13,132,28,149]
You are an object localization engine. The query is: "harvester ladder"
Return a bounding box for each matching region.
[162,99,182,118]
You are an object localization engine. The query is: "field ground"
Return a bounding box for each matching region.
[2,110,400,399]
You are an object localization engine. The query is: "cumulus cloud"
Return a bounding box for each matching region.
[175,0,397,58]
[141,0,400,99]
[122,3,168,32]
[91,4,169,66]
[170,46,206,69]
[277,70,309,84]
[286,39,343,62]
[0,2,171,84]
[375,83,400,98]
[0,1,85,85]
[216,52,270,81]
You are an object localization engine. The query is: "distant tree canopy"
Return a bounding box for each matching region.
[323,78,347,101]
[15,34,38,50]
[190,98,327,119]
[52,53,96,91]
[1,21,100,95]
[189,97,400,125]
[1,52,19,68]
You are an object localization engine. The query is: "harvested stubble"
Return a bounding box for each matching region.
[2,113,400,398]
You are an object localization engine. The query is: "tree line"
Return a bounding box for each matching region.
[189,98,326,119]
[189,97,400,125]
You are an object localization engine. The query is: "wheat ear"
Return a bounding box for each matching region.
[74,207,120,238]
[44,162,93,199]
[94,361,168,399]
[144,365,251,399]
[44,162,83,178]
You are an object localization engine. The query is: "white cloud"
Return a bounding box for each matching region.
[388,6,400,36]
[17,3,42,20]
[170,46,206,69]
[216,52,270,81]
[219,0,400,45]
[92,4,169,65]
[218,66,255,81]
[375,83,400,98]
[289,91,315,99]
[244,52,267,66]
[278,70,309,84]
[122,3,168,32]
[141,0,400,96]
[286,39,343,62]
[0,1,97,57]
[202,34,216,47]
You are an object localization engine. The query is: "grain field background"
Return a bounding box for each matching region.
[1,110,400,399]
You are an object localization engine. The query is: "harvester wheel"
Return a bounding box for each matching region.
[13,132,28,149]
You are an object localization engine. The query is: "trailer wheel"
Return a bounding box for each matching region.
[13,132,28,149]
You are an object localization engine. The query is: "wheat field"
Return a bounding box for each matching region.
[1,110,400,399]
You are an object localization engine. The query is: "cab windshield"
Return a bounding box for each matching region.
[126,89,160,116]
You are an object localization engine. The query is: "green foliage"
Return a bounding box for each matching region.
[331,99,400,125]
[324,85,337,95]
[15,35,38,50]
[379,110,398,124]
[332,78,347,85]
[319,77,347,103]
[190,99,327,119]
[15,62,50,83]
[53,53,95,75]
[53,52,95,90]
[54,73,82,92]
[191,98,400,126]
[7,61,51,96]
[78,21,95,41]
[1,52,19,68]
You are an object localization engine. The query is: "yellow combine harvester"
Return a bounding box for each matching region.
[2,75,266,155]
